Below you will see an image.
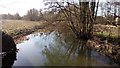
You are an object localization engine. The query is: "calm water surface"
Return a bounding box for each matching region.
[11,31,118,66]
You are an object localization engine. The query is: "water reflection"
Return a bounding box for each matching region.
[12,31,118,66]
[2,52,17,68]
[42,45,70,66]
[42,33,118,66]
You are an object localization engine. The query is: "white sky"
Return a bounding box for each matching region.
[0,0,44,16]
[0,0,119,16]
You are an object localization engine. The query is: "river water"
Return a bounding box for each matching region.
[7,31,118,66]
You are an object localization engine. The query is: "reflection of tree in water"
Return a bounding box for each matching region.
[65,40,92,66]
[42,34,92,66]
[2,52,17,68]
[42,42,73,66]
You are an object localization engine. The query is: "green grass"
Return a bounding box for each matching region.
[94,32,119,38]
[94,24,120,38]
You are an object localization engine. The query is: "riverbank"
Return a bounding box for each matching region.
[2,20,73,44]
[2,20,119,39]
[2,20,51,39]
[87,37,120,64]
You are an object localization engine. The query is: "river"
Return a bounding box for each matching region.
[3,31,118,67]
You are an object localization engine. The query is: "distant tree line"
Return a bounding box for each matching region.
[0,8,43,21]
[1,13,21,20]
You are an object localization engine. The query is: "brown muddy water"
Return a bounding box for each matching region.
[2,31,119,67]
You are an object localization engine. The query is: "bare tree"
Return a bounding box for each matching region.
[24,8,40,21]
[44,0,99,39]
[42,9,58,23]
[14,13,21,20]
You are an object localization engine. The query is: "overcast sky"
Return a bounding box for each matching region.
[0,0,119,16]
[0,0,44,16]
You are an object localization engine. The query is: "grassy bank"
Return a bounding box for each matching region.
[93,24,120,38]
[2,20,120,40]
[2,20,47,39]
